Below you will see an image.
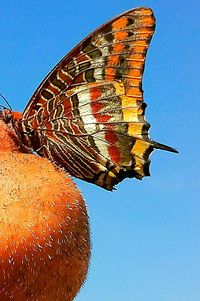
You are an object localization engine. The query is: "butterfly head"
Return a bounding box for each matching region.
[2,109,23,125]
[2,109,36,150]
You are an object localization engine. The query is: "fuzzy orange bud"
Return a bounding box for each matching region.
[0,120,90,301]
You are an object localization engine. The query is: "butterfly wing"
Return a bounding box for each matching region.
[20,7,177,190]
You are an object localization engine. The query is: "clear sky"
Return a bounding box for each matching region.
[1,1,200,301]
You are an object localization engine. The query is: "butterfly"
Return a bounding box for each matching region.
[2,7,178,190]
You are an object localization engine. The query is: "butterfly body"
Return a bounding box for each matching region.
[3,7,177,190]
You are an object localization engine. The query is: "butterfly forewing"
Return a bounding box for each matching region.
[18,7,175,190]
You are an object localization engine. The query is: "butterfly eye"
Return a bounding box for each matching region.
[3,110,12,124]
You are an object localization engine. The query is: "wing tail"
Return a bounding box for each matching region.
[151,141,178,153]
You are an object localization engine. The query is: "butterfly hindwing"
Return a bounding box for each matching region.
[33,82,144,189]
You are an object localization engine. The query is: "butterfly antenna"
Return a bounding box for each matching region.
[0,93,12,111]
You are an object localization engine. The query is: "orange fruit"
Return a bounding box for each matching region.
[0,120,90,301]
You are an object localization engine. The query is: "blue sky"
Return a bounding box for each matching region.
[1,1,200,300]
